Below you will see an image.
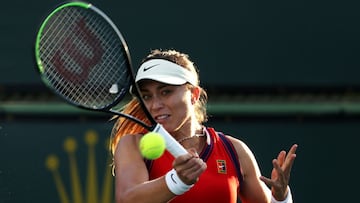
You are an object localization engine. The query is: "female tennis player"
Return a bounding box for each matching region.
[110,49,297,203]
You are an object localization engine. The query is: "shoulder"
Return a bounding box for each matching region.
[206,128,254,162]
[224,135,251,156]
[222,134,261,177]
[114,133,143,160]
[205,127,248,154]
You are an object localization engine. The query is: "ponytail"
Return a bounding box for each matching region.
[109,98,150,156]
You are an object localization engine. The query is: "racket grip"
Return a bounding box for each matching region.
[153,124,188,157]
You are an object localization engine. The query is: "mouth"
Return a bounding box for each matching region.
[154,114,170,123]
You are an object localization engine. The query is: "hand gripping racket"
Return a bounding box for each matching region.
[34,1,187,157]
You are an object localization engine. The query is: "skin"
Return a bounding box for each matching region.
[114,80,297,203]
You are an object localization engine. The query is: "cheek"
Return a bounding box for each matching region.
[172,95,193,117]
[167,89,193,117]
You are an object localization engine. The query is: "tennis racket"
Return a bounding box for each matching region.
[34,1,187,157]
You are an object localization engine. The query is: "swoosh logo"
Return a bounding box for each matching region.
[170,173,177,184]
[143,64,160,71]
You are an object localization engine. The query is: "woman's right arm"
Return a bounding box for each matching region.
[114,134,175,203]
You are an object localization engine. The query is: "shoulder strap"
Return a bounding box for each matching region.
[216,130,244,187]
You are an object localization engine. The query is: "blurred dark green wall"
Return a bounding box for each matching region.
[0,120,114,203]
[1,0,360,87]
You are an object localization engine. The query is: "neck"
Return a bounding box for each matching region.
[172,119,202,139]
[177,131,205,143]
[178,128,206,154]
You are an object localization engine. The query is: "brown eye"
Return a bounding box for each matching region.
[161,89,172,96]
[142,94,151,100]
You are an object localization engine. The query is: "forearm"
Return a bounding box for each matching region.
[116,176,175,203]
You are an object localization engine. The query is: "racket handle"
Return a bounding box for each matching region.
[153,124,188,157]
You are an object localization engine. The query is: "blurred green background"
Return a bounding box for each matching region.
[1,0,360,202]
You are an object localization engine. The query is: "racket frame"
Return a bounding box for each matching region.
[34,1,188,157]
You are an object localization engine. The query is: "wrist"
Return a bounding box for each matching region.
[271,186,293,203]
[165,169,194,195]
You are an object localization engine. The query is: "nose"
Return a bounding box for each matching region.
[149,95,164,111]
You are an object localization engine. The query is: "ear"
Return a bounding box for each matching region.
[191,86,201,104]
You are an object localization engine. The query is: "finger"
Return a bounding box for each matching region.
[177,157,207,184]
[260,175,275,187]
[187,148,199,158]
[179,157,204,174]
[288,144,298,155]
[272,159,283,175]
[186,160,207,182]
[283,144,298,173]
[277,150,286,167]
[173,153,193,168]
[285,144,298,162]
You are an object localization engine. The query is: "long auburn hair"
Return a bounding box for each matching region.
[109,49,208,156]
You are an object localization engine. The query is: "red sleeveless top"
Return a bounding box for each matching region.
[145,127,243,203]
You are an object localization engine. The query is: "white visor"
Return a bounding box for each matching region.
[135,59,197,86]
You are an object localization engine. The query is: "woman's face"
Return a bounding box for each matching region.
[138,80,194,133]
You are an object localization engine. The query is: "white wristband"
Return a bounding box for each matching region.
[271,186,293,203]
[165,169,194,195]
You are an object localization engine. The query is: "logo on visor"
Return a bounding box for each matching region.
[143,64,160,71]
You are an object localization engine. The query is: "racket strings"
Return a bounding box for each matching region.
[38,6,131,109]
[41,9,93,102]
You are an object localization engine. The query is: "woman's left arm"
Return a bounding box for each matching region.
[227,136,297,203]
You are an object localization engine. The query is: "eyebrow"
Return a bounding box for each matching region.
[139,83,171,92]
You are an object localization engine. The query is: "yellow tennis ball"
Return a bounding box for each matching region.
[139,132,166,160]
